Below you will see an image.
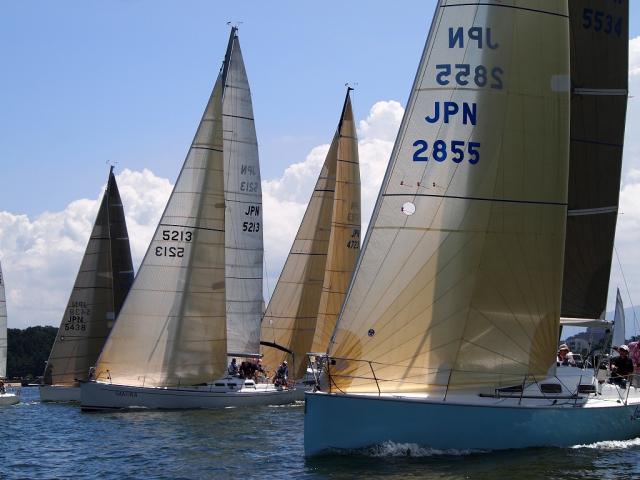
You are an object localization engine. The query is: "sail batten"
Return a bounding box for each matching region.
[43,169,134,386]
[328,0,570,393]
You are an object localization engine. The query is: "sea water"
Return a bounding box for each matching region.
[2,387,640,480]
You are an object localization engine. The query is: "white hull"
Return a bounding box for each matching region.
[39,385,81,402]
[0,393,19,406]
[81,378,299,411]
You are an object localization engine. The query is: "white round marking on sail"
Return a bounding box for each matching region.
[401,202,416,216]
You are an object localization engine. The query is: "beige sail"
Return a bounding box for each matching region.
[0,262,7,378]
[95,73,227,388]
[327,0,570,393]
[44,168,134,386]
[261,91,360,379]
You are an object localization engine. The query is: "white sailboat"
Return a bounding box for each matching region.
[304,0,639,455]
[0,261,20,405]
[40,167,134,402]
[80,27,297,411]
[260,88,361,391]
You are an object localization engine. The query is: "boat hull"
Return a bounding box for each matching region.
[0,393,20,406]
[39,385,80,402]
[304,391,640,456]
[81,381,300,411]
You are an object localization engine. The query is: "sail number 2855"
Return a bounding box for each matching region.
[412,140,480,164]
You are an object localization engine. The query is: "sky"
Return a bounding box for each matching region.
[1,1,640,335]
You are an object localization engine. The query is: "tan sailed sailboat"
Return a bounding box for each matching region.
[0,260,19,405]
[305,0,640,455]
[260,88,361,386]
[80,27,297,411]
[40,167,134,402]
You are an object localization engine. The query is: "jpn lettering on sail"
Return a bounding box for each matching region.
[328,1,570,393]
[260,149,335,378]
[0,262,7,378]
[95,75,227,387]
[561,1,628,319]
[312,95,361,354]
[223,33,264,357]
[45,169,134,386]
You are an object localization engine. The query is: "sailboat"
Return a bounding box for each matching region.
[260,88,361,389]
[0,261,19,405]
[40,167,134,402]
[304,0,639,455]
[80,27,297,411]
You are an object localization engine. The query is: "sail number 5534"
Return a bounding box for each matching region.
[412,140,480,164]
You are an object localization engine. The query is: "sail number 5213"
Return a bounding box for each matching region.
[412,140,480,164]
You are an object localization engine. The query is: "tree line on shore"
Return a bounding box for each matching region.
[6,326,57,380]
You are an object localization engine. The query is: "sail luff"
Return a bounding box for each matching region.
[44,169,134,386]
[223,31,264,356]
[0,262,7,378]
[95,71,227,387]
[561,1,629,319]
[328,0,570,393]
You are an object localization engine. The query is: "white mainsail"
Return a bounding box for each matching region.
[327,0,570,393]
[261,90,361,379]
[613,288,626,348]
[222,32,264,357]
[0,261,7,378]
[44,168,134,386]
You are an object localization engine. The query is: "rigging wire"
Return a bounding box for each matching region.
[614,246,639,338]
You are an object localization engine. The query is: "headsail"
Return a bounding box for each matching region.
[261,90,360,379]
[0,262,7,378]
[613,288,626,349]
[327,1,570,393]
[222,29,264,357]
[561,1,628,319]
[44,168,134,386]
[96,71,227,388]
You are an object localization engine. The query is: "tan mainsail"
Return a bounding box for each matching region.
[261,90,361,379]
[95,73,227,387]
[44,168,134,386]
[0,262,7,378]
[223,33,264,357]
[327,1,570,393]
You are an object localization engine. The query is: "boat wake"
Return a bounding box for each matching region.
[268,401,304,408]
[363,441,482,457]
[571,437,640,450]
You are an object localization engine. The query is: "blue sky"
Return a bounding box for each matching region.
[1,2,640,331]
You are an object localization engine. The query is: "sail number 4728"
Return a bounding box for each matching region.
[412,140,480,164]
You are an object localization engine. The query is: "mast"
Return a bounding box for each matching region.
[44,168,134,386]
[561,1,629,319]
[261,88,360,378]
[0,262,7,378]
[327,1,570,393]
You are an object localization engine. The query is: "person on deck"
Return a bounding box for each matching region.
[628,341,640,388]
[557,344,575,366]
[610,344,634,389]
[228,358,239,377]
[0,379,5,394]
[274,361,289,387]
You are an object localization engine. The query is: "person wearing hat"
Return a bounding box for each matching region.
[610,344,634,389]
[274,360,289,388]
[557,344,575,366]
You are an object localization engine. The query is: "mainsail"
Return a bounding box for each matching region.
[561,1,628,319]
[0,262,7,378]
[261,90,360,379]
[95,27,261,387]
[222,30,264,357]
[44,168,134,386]
[327,1,570,393]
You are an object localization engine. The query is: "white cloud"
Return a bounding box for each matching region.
[630,36,640,77]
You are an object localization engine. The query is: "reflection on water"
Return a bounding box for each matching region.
[2,388,640,480]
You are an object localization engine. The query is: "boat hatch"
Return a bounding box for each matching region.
[540,384,562,394]
[578,384,597,394]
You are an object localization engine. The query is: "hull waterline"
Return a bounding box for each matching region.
[304,391,640,456]
[39,385,81,402]
[81,381,299,411]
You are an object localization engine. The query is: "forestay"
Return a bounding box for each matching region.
[45,168,134,386]
[327,0,570,393]
[0,262,7,378]
[223,32,264,357]
[561,1,628,320]
[96,74,227,388]
[261,91,360,379]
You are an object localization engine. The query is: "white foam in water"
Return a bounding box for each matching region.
[366,441,482,457]
[571,437,640,450]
